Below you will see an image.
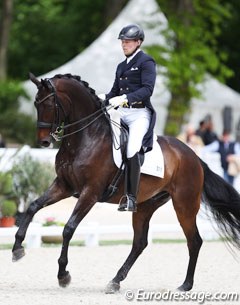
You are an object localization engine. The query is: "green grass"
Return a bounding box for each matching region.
[0,244,13,250]
[0,238,224,250]
[99,239,133,246]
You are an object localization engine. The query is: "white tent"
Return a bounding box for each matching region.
[190,77,240,135]
[20,0,240,136]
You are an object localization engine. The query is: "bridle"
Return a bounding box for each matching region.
[34,78,111,142]
[34,79,67,136]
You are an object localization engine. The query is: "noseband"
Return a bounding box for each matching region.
[35,78,111,142]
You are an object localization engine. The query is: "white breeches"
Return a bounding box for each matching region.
[118,107,151,158]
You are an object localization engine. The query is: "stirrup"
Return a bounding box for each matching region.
[118,195,128,211]
[118,195,137,212]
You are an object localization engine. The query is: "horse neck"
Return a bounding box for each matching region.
[59,82,111,144]
[69,90,98,120]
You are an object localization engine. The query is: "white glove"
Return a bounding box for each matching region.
[98,93,106,100]
[109,95,128,108]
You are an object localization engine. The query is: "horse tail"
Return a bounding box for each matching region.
[200,159,240,249]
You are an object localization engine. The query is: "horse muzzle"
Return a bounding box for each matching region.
[39,136,52,147]
[37,130,52,147]
[37,121,58,147]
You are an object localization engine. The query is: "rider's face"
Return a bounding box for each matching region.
[121,39,141,56]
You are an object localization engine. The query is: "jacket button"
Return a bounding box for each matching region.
[125,77,128,80]
[126,88,129,90]
[120,88,123,91]
[120,78,122,80]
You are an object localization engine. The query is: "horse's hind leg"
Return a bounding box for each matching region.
[106,193,169,294]
[12,178,71,261]
[105,205,153,293]
[172,196,203,291]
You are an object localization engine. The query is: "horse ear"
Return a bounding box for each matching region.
[29,72,41,87]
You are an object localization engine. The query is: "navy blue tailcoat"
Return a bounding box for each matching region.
[106,50,157,152]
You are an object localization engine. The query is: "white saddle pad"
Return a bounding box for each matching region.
[109,108,164,178]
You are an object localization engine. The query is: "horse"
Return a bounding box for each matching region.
[12,73,240,293]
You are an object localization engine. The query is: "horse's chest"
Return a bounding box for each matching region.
[56,153,77,177]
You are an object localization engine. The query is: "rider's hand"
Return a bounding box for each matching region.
[98,93,106,100]
[109,95,128,108]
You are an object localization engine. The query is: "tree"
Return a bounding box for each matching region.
[153,0,233,135]
[216,0,240,92]
[0,0,13,80]
[0,0,129,145]
[7,0,129,79]
[0,80,35,146]
[9,154,55,212]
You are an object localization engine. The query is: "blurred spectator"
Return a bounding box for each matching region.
[195,120,206,142]
[202,130,240,185]
[177,124,204,154]
[236,118,240,143]
[0,133,6,148]
[201,115,218,145]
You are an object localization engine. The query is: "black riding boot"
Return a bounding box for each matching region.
[118,152,141,212]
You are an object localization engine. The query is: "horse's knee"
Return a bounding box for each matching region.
[27,199,43,216]
[62,225,74,240]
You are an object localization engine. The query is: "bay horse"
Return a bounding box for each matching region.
[12,73,240,293]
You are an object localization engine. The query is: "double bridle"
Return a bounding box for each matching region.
[34,79,111,141]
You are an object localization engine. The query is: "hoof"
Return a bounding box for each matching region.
[177,282,193,291]
[105,281,120,294]
[12,248,25,262]
[58,271,71,288]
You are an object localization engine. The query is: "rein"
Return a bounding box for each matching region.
[51,106,111,141]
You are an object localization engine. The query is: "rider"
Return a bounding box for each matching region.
[99,24,157,212]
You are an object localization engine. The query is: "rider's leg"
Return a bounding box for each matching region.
[118,152,141,212]
[118,109,150,212]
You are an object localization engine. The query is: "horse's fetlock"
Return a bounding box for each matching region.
[58,257,68,267]
[15,231,25,243]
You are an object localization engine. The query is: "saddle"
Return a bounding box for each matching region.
[100,107,164,202]
[100,122,129,202]
[100,121,146,202]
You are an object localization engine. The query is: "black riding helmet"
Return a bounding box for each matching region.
[118,24,145,41]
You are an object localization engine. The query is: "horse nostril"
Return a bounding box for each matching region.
[38,138,51,147]
[41,141,51,147]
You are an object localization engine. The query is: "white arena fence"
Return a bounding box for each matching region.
[0,146,239,248]
[0,220,219,249]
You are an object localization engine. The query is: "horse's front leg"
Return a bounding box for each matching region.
[12,178,71,262]
[57,190,97,287]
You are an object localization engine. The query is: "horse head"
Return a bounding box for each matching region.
[30,73,63,146]
[29,72,105,147]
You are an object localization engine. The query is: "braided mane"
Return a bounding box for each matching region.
[52,73,99,100]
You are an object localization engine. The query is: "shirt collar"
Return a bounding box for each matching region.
[126,49,141,64]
